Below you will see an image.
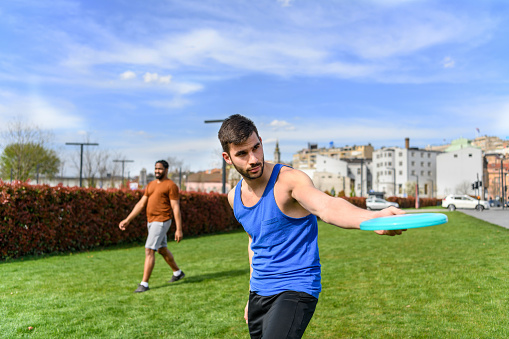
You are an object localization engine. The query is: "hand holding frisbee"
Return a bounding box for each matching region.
[360,213,448,231]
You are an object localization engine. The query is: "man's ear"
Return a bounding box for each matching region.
[222,151,232,165]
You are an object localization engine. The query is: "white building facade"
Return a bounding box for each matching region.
[373,146,439,197]
[436,147,483,198]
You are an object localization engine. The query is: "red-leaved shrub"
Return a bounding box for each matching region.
[0,182,240,259]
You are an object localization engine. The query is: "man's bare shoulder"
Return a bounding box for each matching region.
[279,166,312,180]
[277,166,313,187]
[227,188,235,208]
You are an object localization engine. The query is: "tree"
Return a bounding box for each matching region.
[456,180,471,195]
[0,120,60,182]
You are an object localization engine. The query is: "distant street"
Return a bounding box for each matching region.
[460,207,509,229]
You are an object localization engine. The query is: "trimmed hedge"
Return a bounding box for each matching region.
[341,196,440,209]
[0,182,240,259]
[0,181,441,260]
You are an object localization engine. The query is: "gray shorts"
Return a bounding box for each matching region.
[145,219,172,250]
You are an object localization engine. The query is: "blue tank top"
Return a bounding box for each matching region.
[233,164,321,298]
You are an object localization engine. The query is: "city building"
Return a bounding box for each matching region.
[485,152,509,201]
[185,168,230,193]
[436,139,484,198]
[273,140,281,164]
[472,135,508,151]
[292,143,373,170]
[372,138,439,197]
[311,155,351,196]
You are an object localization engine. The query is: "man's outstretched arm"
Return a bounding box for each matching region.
[170,199,183,242]
[287,169,405,235]
[119,195,148,230]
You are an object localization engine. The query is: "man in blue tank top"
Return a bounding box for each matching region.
[218,115,405,339]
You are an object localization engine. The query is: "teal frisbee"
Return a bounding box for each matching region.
[360,213,448,231]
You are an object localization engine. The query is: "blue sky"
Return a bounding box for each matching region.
[1,0,509,175]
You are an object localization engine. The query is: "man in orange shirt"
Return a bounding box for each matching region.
[119,160,185,293]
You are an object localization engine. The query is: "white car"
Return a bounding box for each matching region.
[366,198,399,210]
[441,194,490,211]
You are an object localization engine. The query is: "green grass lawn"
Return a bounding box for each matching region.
[2,212,509,338]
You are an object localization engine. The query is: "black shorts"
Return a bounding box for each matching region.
[248,291,318,339]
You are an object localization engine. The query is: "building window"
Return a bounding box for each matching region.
[357,168,361,174]
[411,152,415,157]
[421,170,424,176]
[399,171,403,175]
[411,170,415,175]
[411,161,415,166]
[421,162,424,167]
[421,152,424,157]
[469,154,472,157]
[388,162,392,166]
[428,153,431,158]
[399,152,403,157]
[399,161,403,166]
[428,171,432,176]
[454,154,458,158]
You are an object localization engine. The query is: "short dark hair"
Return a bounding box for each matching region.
[218,114,259,153]
[155,160,169,169]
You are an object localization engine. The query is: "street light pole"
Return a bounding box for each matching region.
[113,159,134,188]
[388,167,396,196]
[204,119,226,194]
[65,142,99,187]
[411,174,419,209]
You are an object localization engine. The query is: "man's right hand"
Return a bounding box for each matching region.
[244,300,249,324]
[119,219,129,231]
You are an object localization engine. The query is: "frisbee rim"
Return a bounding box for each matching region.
[360,213,448,231]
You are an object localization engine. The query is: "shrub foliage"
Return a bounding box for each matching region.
[0,182,240,259]
[0,181,440,260]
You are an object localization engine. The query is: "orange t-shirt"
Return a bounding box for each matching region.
[144,179,180,223]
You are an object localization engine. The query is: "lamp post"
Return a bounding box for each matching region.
[204,119,226,194]
[65,142,99,187]
[113,159,134,188]
[411,174,419,209]
[388,167,396,196]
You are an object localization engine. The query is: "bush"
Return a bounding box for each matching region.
[0,182,240,260]
[386,196,440,208]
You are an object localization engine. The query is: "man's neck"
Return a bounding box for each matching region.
[156,177,168,183]
[243,162,273,191]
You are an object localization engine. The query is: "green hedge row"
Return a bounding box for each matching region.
[0,181,441,260]
[340,196,439,209]
[0,182,240,260]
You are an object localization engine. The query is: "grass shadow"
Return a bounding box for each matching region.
[150,269,248,290]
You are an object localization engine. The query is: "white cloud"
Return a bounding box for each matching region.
[143,72,159,83]
[159,75,172,84]
[120,70,137,80]
[277,0,293,7]
[0,95,83,130]
[442,56,455,68]
[143,72,173,84]
[148,97,191,109]
[269,120,296,131]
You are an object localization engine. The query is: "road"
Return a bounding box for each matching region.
[459,207,509,229]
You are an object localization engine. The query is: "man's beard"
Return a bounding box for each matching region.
[233,158,265,180]
[155,172,165,179]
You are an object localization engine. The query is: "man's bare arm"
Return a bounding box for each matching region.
[171,199,183,242]
[244,234,253,323]
[119,195,148,230]
[286,169,404,234]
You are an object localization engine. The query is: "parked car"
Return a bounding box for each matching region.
[489,198,501,207]
[366,198,399,210]
[442,194,490,211]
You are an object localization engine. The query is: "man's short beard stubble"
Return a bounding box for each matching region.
[232,156,265,180]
